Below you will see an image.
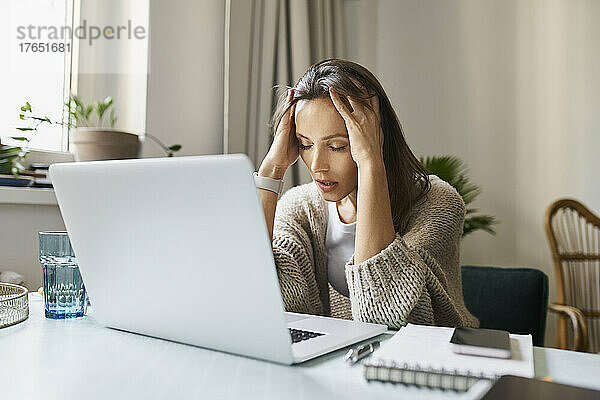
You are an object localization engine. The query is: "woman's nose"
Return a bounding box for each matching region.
[310,147,329,173]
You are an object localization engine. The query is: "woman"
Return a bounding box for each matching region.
[257,59,478,329]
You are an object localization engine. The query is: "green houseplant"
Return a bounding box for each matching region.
[16,96,182,162]
[1,115,35,177]
[420,155,498,237]
[0,142,28,176]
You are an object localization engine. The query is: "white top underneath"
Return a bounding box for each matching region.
[325,201,356,297]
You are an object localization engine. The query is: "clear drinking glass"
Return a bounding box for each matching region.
[39,231,87,319]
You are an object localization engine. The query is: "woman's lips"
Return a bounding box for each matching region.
[315,179,338,192]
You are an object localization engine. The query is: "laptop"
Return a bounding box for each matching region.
[49,154,387,365]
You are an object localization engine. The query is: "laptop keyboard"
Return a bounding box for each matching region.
[289,328,325,343]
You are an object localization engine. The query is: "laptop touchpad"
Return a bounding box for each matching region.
[285,313,309,323]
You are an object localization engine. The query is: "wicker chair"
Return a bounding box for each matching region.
[545,198,600,353]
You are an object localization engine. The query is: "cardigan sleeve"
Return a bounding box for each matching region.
[271,188,323,315]
[344,178,468,329]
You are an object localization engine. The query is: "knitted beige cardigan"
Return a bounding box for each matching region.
[272,175,479,329]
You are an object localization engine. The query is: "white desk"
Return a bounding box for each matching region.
[1,294,599,400]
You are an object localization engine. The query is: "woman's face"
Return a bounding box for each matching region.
[294,97,358,202]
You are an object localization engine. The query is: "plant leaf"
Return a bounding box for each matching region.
[29,116,52,123]
[71,95,84,109]
[168,144,182,151]
[420,155,499,237]
[464,215,498,237]
[20,102,32,112]
[109,110,117,127]
[16,127,35,131]
[95,101,103,118]
[0,146,23,157]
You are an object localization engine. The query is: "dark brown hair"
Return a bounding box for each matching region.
[271,59,431,233]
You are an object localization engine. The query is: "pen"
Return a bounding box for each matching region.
[344,341,380,364]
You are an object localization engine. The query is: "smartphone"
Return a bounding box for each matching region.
[450,327,511,358]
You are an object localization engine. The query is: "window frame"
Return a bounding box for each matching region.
[3,0,79,155]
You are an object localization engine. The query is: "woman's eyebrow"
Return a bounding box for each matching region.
[296,133,348,141]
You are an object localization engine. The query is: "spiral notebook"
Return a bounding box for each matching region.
[363,324,534,391]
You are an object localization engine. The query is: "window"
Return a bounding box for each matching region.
[1,0,76,152]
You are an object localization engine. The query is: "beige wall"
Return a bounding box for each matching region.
[354,0,600,346]
[144,0,225,157]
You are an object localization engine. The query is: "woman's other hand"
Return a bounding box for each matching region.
[260,89,298,179]
[328,87,384,168]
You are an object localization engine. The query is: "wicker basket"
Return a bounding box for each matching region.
[0,283,29,328]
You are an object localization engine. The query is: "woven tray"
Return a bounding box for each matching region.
[0,283,29,328]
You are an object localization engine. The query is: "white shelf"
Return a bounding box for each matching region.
[0,186,58,206]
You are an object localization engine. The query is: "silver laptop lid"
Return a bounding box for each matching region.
[50,154,295,364]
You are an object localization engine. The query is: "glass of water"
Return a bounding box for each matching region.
[39,231,87,319]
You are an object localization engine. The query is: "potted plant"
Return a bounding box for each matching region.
[0,139,32,186]
[17,96,182,161]
[0,143,27,176]
[66,96,140,161]
[420,155,498,237]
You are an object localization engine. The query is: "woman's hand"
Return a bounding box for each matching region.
[329,87,394,264]
[328,87,384,168]
[260,89,298,180]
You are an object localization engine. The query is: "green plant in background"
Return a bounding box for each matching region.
[65,95,118,128]
[0,143,28,175]
[420,155,498,237]
[64,95,182,156]
[10,95,183,160]
[0,102,38,175]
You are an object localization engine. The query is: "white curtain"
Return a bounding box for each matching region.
[224,0,346,188]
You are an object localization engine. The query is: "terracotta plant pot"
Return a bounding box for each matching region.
[70,128,141,161]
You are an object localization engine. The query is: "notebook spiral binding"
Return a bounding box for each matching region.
[364,360,499,391]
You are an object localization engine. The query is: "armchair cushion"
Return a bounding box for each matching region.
[461,265,548,347]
